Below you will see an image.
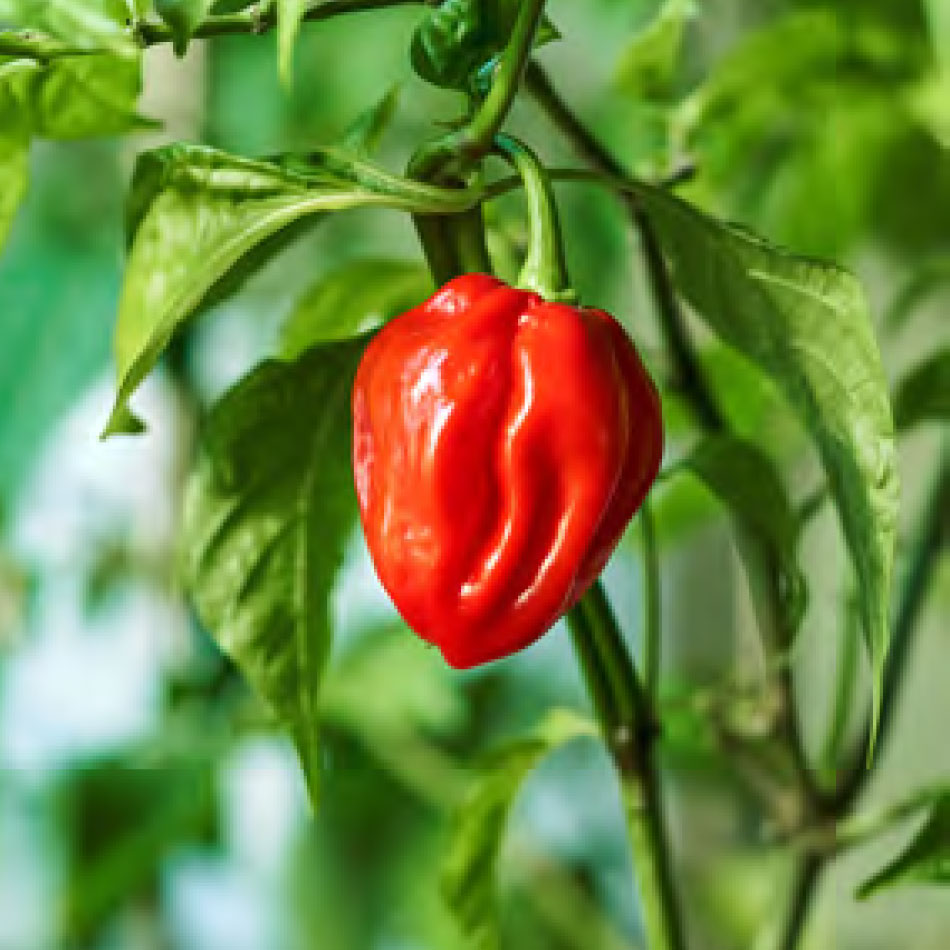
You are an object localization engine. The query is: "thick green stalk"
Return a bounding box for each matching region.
[567,584,685,950]
[409,0,548,180]
[493,134,574,301]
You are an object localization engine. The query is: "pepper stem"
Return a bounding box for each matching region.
[494,134,576,303]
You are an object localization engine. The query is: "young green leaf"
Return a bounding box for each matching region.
[442,709,597,948]
[630,179,899,742]
[411,0,559,90]
[684,434,806,632]
[106,144,474,437]
[893,349,950,431]
[181,338,366,801]
[858,795,950,899]
[615,0,695,101]
[281,258,432,357]
[277,0,307,86]
[341,86,401,157]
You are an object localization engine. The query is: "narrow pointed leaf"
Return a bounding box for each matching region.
[630,180,899,742]
[442,709,597,948]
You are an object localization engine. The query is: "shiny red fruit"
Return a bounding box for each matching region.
[352,274,663,668]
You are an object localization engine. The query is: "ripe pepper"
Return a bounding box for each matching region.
[352,274,663,668]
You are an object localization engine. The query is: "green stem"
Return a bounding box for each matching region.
[409,0,548,180]
[493,134,574,302]
[640,500,661,697]
[566,583,684,950]
[135,0,421,46]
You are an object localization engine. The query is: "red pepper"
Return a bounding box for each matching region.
[352,274,663,668]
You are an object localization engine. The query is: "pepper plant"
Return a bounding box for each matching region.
[1,1,948,948]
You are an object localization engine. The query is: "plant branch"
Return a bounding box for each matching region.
[409,0,548,181]
[134,0,422,46]
[567,583,685,950]
[525,63,722,431]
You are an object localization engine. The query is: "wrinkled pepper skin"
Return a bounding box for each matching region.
[352,275,663,668]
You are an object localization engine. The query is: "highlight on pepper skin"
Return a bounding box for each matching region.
[352,274,663,668]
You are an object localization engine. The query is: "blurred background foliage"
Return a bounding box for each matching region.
[0,0,948,948]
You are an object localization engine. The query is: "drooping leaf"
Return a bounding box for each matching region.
[181,338,366,800]
[629,179,900,742]
[859,795,950,899]
[893,349,950,430]
[155,0,214,57]
[106,144,474,436]
[684,434,806,631]
[411,0,559,90]
[442,709,597,949]
[281,258,432,357]
[277,0,307,86]
[615,0,695,101]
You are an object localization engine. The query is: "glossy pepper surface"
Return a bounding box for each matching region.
[352,274,663,668]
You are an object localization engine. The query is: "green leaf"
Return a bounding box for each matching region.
[630,180,900,743]
[7,0,134,54]
[277,0,306,86]
[341,86,401,157]
[893,349,950,430]
[442,709,597,948]
[106,144,474,437]
[1,35,149,140]
[281,258,432,357]
[684,434,806,632]
[181,338,366,800]
[859,796,950,899]
[615,0,695,101]
[155,0,214,57]
[411,0,559,90]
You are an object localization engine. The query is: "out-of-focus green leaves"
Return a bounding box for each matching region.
[5,0,135,53]
[321,628,469,808]
[614,0,695,102]
[924,0,950,65]
[105,144,474,436]
[630,178,899,742]
[441,708,597,949]
[676,8,928,257]
[858,793,950,899]
[411,0,559,90]
[181,338,366,802]
[155,0,214,56]
[893,350,950,431]
[885,258,950,328]
[59,761,220,943]
[282,258,431,356]
[683,434,806,632]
